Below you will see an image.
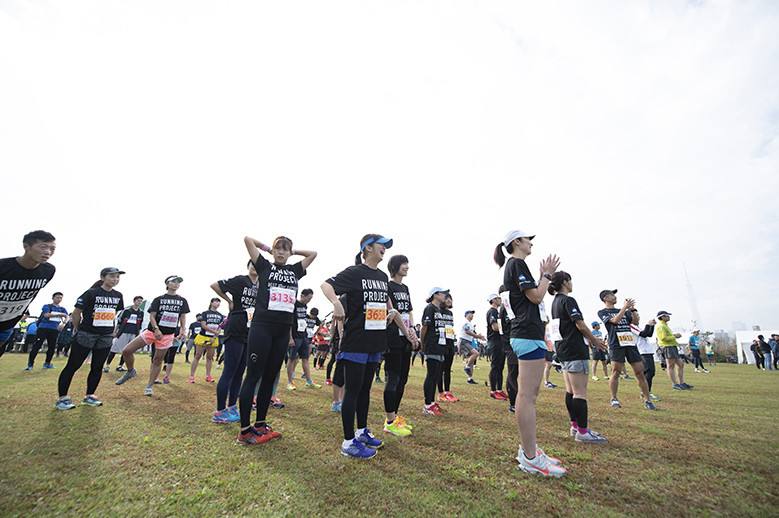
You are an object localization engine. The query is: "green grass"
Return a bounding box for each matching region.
[1,353,777,517]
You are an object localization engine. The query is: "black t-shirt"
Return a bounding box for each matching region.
[199,310,225,337]
[597,307,633,348]
[551,294,587,361]
[0,258,56,332]
[217,275,258,342]
[387,281,413,351]
[499,304,511,349]
[324,264,389,354]
[503,257,546,340]
[421,303,448,356]
[148,294,190,335]
[306,315,321,340]
[292,300,308,340]
[188,322,201,339]
[251,255,306,325]
[486,307,500,342]
[442,308,455,355]
[74,287,124,336]
[117,307,144,336]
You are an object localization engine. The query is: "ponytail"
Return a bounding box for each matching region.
[494,240,515,267]
[547,271,570,296]
[91,280,103,289]
[354,252,362,266]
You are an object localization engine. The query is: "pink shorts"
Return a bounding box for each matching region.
[140,330,176,350]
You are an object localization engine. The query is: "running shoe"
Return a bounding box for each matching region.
[325,379,333,386]
[374,376,384,384]
[331,401,342,412]
[570,426,578,437]
[270,396,285,409]
[517,451,567,478]
[103,365,110,373]
[24,365,33,371]
[509,406,515,413]
[163,377,170,384]
[43,363,56,369]
[436,394,449,403]
[115,368,138,385]
[694,368,701,373]
[423,404,442,416]
[228,405,239,417]
[490,391,507,400]
[644,401,659,411]
[341,438,377,459]
[446,392,460,402]
[649,393,660,401]
[395,415,413,430]
[212,408,239,424]
[384,420,411,436]
[252,396,257,411]
[623,374,634,380]
[216,364,221,370]
[702,369,710,373]
[672,384,684,390]
[188,376,195,383]
[144,386,154,396]
[356,428,383,449]
[498,390,509,399]
[544,382,557,389]
[464,366,472,376]
[610,398,621,408]
[205,376,215,383]
[305,380,322,389]
[81,395,103,407]
[153,379,162,384]
[236,427,271,445]
[591,376,599,381]
[432,402,446,413]
[55,396,75,410]
[116,366,126,372]
[255,422,281,439]
[467,378,478,385]
[535,446,563,466]
[575,430,608,443]
[681,382,694,389]
[287,382,296,391]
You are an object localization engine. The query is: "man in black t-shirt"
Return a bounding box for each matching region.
[0,231,57,361]
[486,294,508,400]
[287,289,320,390]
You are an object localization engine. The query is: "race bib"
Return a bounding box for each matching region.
[364,302,387,331]
[246,307,255,329]
[93,308,116,328]
[268,287,295,313]
[0,299,31,322]
[398,312,410,336]
[204,324,216,336]
[297,318,307,332]
[127,314,138,325]
[538,301,548,323]
[497,319,503,335]
[307,327,315,338]
[617,332,636,346]
[445,327,455,340]
[159,311,179,327]
[438,329,446,345]
[548,318,562,341]
[500,291,515,320]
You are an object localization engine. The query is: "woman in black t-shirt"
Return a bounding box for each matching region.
[494,229,566,477]
[321,234,394,459]
[56,268,125,410]
[548,271,608,444]
[436,294,458,402]
[236,236,317,445]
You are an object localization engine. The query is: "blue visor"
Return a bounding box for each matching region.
[361,236,393,251]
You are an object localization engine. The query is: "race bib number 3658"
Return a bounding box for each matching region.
[364,302,387,331]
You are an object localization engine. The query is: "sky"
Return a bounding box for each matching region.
[1,0,778,335]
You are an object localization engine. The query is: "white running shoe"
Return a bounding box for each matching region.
[575,430,608,443]
[517,450,567,477]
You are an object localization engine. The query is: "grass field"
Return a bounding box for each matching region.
[0,351,777,518]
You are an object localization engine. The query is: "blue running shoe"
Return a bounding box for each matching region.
[681,382,694,390]
[341,438,377,459]
[610,398,621,408]
[212,408,239,424]
[644,401,659,411]
[356,428,383,449]
[227,405,239,418]
[24,365,33,371]
[672,384,684,390]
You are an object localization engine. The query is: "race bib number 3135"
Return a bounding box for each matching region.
[268,287,295,313]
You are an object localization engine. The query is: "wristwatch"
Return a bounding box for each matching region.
[543,274,553,281]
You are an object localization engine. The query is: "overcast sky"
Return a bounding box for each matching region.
[1,0,777,335]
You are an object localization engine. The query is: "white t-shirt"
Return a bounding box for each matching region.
[459,321,474,343]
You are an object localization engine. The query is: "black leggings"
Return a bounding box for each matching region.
[341,360,377,440]
[436,354,453,393]
[488,339,505,391]
[29,328,59,366]
[217,337,247,411]
[105,351,125,367]
[642,353,656,393]
[692,350,704,369]
[383,349,411,414]
[58,341,111,397]
[425,358,443,404]
[239,321,290,428]
[326,344,339,380]
[506,362,518,406]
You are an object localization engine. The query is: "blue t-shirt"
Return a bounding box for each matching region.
[689,335,700,349]
[38,304,68,330]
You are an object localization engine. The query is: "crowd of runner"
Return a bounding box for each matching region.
[1,229,732,476]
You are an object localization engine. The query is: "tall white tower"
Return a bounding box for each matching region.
[683,262,702,329]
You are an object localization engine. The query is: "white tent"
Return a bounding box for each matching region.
[735,330,779,364]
